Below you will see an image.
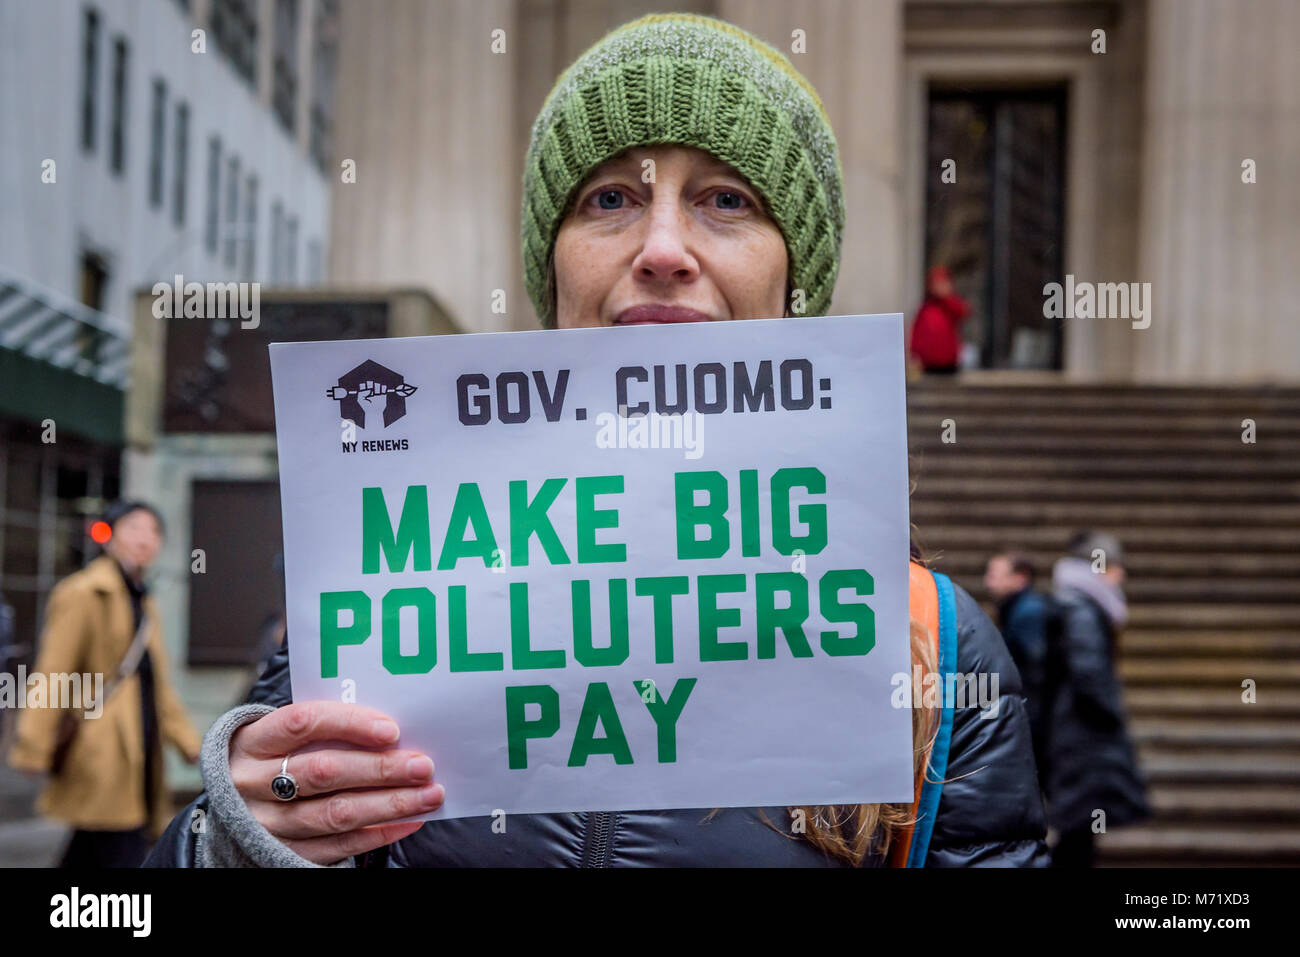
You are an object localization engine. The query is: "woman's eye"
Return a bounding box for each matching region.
[712,191,747,210]
[596,189,624,210]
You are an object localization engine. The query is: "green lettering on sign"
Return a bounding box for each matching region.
[755,572,812,659]
[320,590,370,678]
[634,576,690,664]
[437,483,499,570]
[568,681,633,766]
[698,573,747,661]
[362,486,431,573]
[771,467,827,555]
[509,478,570,566]
[575,475,626,563]
[639,677,697,763]
[675,471,729,559]
[509,581,565,669]
[448,584,503,672]
[572,579,630,667]
[820,569,876,656]
[381,587,438,674]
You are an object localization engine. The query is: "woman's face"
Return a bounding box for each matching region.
[553,146,788,328]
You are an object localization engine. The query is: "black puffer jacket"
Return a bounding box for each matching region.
[1041,588,1151,835]
[144,582,1048,867]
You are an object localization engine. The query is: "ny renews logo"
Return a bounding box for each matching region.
[324,359,418,430]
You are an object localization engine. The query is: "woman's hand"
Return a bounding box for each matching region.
[228,701,443,865]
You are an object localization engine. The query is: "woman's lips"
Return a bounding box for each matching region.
[613,305,716,325]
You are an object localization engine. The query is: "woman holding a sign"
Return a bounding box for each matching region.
[147,13,1047,869]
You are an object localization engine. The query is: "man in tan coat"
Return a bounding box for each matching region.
[8,501,202,866]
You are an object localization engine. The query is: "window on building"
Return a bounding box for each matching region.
[79,251,109,311]
[269,200,283,282]
[205,136,221,255]
[306,239,321,285]
[310,0,339,173]
[243,175,258,277]
[148,79,167,208]
[285,215,298,284]
[173,101,189,227]
[186,480,284,666]
[224,155,241,268]
[108,37,128,174]
[76,251,110,369]
[80,8,100,152]
[211,0,258,87]
[272,0,299,134]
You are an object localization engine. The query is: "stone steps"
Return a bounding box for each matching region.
[908,454,1300,477]
[1096,825,1300,865]
[910,476,1300,502]
[906,381,1300,866]
[1145,785,1300,822]
[1118,658,1300,684]
[905,412,1300,433]
[943,573,1300,604]
[908,434,1296,455]
[930,552,1300,576]
[906,384,1300,411]
[1131,719,1300,748]
[1124,687,1300,717]
[1120,631,1300,657]
[1133,750,1300,783]
[911,501,1300,527]
[915,524,1300,552]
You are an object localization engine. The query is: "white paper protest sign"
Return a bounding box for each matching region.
[268,313,913,820]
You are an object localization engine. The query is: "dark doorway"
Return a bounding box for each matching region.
[925,85,1067,369]
[187,480,285,667]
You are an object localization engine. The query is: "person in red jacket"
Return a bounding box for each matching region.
[909,266,971,373]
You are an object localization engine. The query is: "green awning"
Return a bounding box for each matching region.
[0,270,127,445]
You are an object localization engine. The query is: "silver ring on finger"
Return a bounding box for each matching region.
[271,754,299,801]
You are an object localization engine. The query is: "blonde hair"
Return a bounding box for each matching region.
[788,612,941,865]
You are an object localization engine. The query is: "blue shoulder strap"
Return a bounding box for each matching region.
[906,570,958,868]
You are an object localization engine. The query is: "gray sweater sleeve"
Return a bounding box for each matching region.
[196,704,356,868]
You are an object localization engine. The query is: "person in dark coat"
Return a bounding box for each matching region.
[908,266,971,373]
[984,550,1053,773]
[142,13,1048,869]
[1043,532,1151,867]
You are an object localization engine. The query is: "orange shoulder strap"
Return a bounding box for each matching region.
[887,561,941,867]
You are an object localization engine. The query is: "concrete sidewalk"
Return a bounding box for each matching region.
[0,760,67,867]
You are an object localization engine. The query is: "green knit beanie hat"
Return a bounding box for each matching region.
[522,12,845,329]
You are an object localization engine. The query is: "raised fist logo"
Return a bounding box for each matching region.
[326,359,417,429]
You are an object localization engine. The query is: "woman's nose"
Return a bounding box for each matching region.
[631,202,699,283]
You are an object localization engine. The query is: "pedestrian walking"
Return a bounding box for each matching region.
[8,500,202,867]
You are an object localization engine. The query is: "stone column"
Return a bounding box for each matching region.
[720,0,905,318]
[328,0,518,333]
[1134,0,1300,381]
